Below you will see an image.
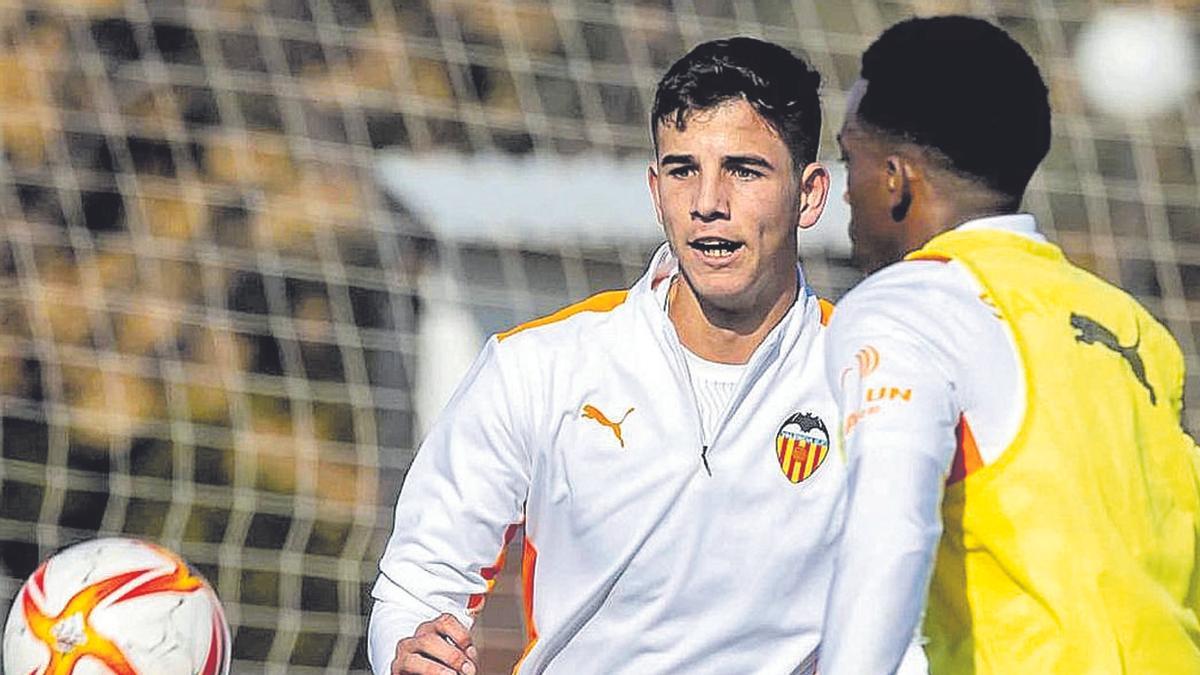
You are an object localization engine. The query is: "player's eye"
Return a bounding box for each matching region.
[730,166,763,179]
[668,165,697,178]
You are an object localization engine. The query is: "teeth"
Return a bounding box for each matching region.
[691,240,741,258]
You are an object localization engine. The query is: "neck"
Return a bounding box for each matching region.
[667,274,797,365]
[905,183,1020,252]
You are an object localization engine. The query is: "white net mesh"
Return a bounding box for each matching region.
[0,1,1195,673]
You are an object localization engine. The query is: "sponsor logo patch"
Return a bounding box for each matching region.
[845,385,913,435]
[840,345,880,386]
[855,346,880,378]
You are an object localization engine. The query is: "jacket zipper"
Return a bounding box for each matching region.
[674,339,766,477]
[659,276,803,476]
[676,350,715,476]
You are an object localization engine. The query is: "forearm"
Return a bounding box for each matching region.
[369,338,532,671]
[368,595,441,673]
[820,428,948,674]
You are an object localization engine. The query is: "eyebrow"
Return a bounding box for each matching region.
[659,153,775,170]
[660,153,694,165]
[724,155,774,170]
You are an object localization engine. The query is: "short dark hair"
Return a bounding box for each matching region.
[858,16,1051,198]
[651,37,822,169]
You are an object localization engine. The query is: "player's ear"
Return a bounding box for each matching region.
[886,154,913,222]
[648,164,665,225]
[796,161,829,230]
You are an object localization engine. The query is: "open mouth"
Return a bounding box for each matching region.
[688,237,744,258]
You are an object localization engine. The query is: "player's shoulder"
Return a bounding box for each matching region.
[830,256,990,350]
[839,258,971,319]
[493,288,633,352]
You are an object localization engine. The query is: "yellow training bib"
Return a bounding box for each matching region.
[907,228,1200,674]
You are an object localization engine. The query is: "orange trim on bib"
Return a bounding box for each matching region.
[497,290,628,341]
[947,414,983,485]
[906,251,952,263]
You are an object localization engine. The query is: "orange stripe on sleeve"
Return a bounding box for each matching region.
[511,535,539,674]
[497,290,628,341]
[466,523,521,615]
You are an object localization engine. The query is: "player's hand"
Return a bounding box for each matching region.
[391,613,479,675]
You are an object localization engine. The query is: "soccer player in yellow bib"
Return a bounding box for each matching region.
[819,16,1200,675]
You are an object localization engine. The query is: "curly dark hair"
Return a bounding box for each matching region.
[858,16,1051,198]
[651,37,822,170]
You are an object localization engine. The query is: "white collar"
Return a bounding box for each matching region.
[954,213,1045,242]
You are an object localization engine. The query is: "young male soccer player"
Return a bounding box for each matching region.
[820,16,1200,674]
[369,37,853,674]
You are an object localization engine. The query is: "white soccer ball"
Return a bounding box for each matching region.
[2,537,231,675]
[1074,6,1198,120]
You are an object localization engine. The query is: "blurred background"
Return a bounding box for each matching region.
[0,0,1194,673]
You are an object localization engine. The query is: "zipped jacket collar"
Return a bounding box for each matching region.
[627,243,823,468]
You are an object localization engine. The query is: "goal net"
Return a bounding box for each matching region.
[0,1,1194,673]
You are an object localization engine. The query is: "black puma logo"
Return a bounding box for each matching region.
[1070,313,1156,405]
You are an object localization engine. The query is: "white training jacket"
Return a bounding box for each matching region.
[370,243,844,674]
[819,215,1043,675]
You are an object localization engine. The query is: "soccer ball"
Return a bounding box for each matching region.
[2,537,231,675]
[1074,7,1197,120]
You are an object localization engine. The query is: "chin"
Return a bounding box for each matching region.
[688,277,750,310]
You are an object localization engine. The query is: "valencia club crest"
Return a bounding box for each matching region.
[776,412,829,483]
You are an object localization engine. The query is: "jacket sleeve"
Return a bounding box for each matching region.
[818,295,959,675]
[368,336,533,673]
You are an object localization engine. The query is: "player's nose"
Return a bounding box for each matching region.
[691,173,730,221]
